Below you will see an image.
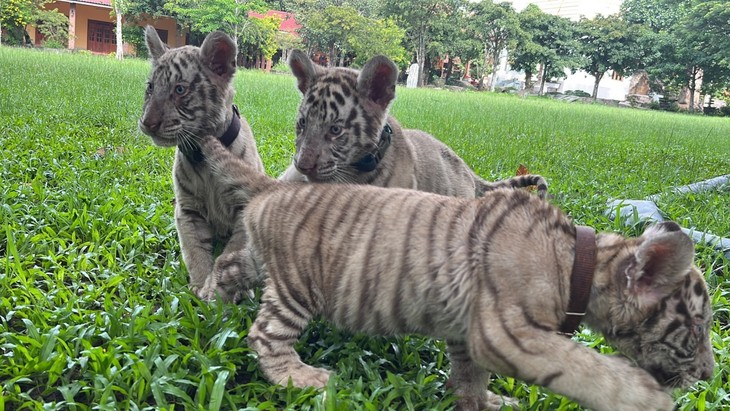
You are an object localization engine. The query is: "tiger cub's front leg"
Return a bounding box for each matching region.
[466,325,674,411]
[247,282,331,388]
[447,342,518,411]
[202,219,262,302]
[175,203,216,299]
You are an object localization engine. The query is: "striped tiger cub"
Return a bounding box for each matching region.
[198,135,714,411]
[138,27,264,302]
[279,49,547,199]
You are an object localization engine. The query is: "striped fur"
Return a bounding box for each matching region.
[138,27,264,302]
[199,135,714,411]
[279,50,548,199]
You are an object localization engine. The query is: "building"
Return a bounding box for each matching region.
[27,0,184,54]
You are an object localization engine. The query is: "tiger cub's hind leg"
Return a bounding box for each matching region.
[247,282,331,388]
[447,342,519,411]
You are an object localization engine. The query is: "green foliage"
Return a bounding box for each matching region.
[240,14,281,62]
[298,5,405,67]
[164,0,268,39]
[427,1,479,81]
[348,17,406,67]
[512,4,581,93]
[381,0,465,86]
[576,14,640,99]
[620,0,730,107]
[122,24,147,59]
[0,0,47,45]
[33,7,69,47]
[1,46,729,410]
[465,1,520,89]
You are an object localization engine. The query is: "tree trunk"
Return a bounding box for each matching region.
[490,48,501,92]
[538,63,548,96]
[524,68,533,92]
[0,20,3,46]
[114,2,124,60]
[417,25,427,87]
[592,71,601,100]
[687,65,701,113]
[329,44,337,68]
[483,43,491,90]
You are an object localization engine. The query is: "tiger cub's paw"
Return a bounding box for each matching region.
[193,279,241,303]
[273,364,332,389]
[455,391,519,411]
[611,366,675,411]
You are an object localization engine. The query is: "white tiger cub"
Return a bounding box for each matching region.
[279,49,548,198]
[138,26,264,302]
[198,135,714,411]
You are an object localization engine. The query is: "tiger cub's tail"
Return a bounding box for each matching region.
[476,174,548,199]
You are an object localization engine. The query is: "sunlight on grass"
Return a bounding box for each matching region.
[1,46,728,410]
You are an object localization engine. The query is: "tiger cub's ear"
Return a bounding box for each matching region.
[624,227,695,308]
[200,31,237,82]
[144,25,167,63]
[289,49,322,94]
[357,55,398,111]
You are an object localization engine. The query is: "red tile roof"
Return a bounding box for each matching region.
[248,10,301,34]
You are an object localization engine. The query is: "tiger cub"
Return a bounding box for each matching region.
[138,26,264,302]
[279,49,547,198]
[198,135,714,411]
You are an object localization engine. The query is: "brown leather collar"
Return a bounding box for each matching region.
[559,225,597,336]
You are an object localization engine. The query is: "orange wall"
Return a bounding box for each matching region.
[28,2,184,54]
[135,15,187,48]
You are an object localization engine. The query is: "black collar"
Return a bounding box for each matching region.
[559,225,597,336]
[181,105,241,164]
[351,123,393,172]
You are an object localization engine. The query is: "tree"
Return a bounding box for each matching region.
[512,4,579,95]
[297,5,405,68]
[683,0,730,99]
[1,0,47,46]
[467,1,520,91]
[165,0,268,46]
[33,6,68,48]
[347,17,406,67]
[622,0,730,112]
[428,3,480,84]
[111,0,126,59]
[620,0,682,32]
[576,14,637,100]
[382,0,464,87]
[239,14,281,65]
[299,5,361,65]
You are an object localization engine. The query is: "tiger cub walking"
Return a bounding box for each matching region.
[279,49,547,198]
[198,135,714,411]
[138,26,263,302]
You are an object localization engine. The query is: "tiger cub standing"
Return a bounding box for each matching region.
[138,26,263,302]
[279,49,547,198]
[198,135,714,411]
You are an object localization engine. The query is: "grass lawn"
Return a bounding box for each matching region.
[1,46,729,410]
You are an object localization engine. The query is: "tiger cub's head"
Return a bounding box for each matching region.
[288,50,397,183]
[139,26,237,149]
[592,221,714,389]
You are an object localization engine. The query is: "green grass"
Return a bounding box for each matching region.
[1,46,728,410]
